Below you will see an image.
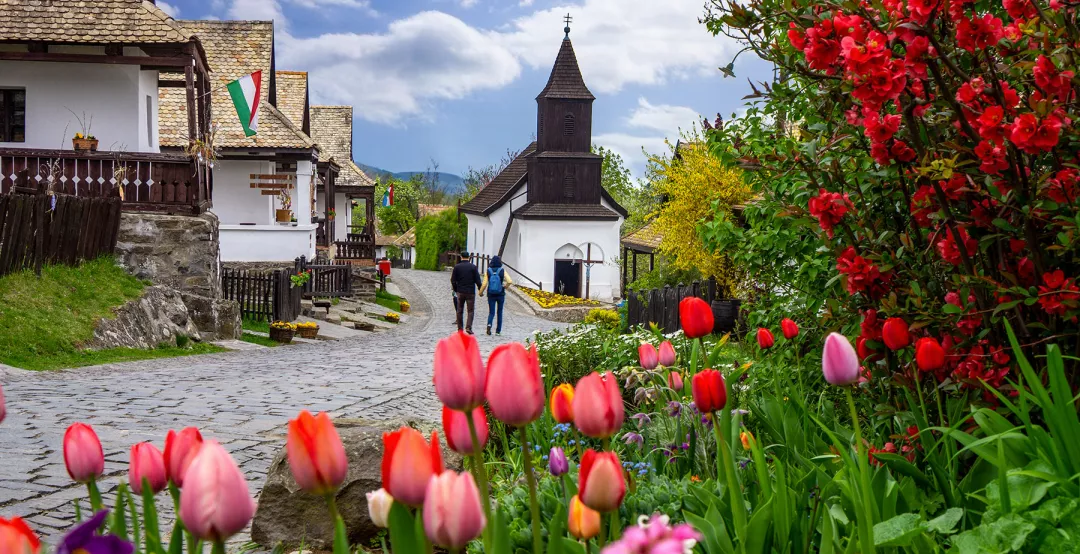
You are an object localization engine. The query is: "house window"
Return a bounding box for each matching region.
[563,114,575,136]
[563,174,576,198]
[146,95,153,147]
[482,230,486,251]
[0,89,26,143]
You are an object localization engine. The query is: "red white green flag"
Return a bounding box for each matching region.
[227,70,261,137]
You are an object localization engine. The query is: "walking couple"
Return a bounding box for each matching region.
[450,251,512,335]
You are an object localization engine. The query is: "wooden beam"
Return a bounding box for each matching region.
[0,51,191,67]
[249,174,295,181]
[104,44,124,56]
[185,63,197,144]
[158,79,188,88]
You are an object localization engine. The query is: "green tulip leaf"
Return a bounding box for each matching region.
[871,453,932,488]
[388,501,419,554]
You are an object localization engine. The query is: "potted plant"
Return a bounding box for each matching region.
[399,300,410,313]
[268,321,296,343]
[295,320,320,339]
[276,188,292,223]
[67,109,97,152]
[290,270,312,288]
[327,208,336,221]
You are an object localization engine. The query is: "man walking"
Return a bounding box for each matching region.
[450,251,483,334]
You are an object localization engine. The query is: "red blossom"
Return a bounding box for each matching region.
[808,189,854,238]
[1038,270,1080,315]
[865,112,902,143]
[1045,168,1079,203]
[837,247,891,298]
[975,140,1009,174]
[956,14,1004,52]
[1003,0,1038,19]
[891,140,916,162]
[1034,55,1074,103]
[1011,113,1065,154]
[911,185,936,227]
[936,226,977,266]
[976,105,1006,142]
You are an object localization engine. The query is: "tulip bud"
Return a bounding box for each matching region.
[129,442,167,495]
[365,488,393,528]
[63,423,104,483]
[442,405,488,456]
[679,297,714,339]
[485,343,545,427]
[179,441,255,542]
[578,450,626,512]
[433,331,486,411]
[781,318,799,340]
[549,447,569,476]
[381,427,444,507]
[572,372,625,439]
[287,411,348,495]
[756,328,775,349]
[638,343,659,370]
[567,495,601,540]
[0,517,39,554]
[822,333,860,386]
[657,341,677,367]
[667,371,684,392]
[691,369,727,413]
[423,471,486,549]
[740,431,754,450]
[549,383,575,424]
[915,337,946,371]
[164,427,203,487]
[882,318,911,350]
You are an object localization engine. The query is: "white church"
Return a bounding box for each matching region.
[460,27,626,302]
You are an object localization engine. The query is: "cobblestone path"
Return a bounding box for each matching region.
[0,269,564,545]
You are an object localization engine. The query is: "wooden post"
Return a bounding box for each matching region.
[184,61,197,148]
[650,252,655,271]
[632,250,638,282]
[621,247,628,299]
[34,187,45,276]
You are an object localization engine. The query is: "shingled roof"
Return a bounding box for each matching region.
[459,142,536,215]
[0,0,192,44]
[310,105,375,187]
[276,71,309,132]
[536,39,594,101]
[159,20,316,150]
[513,203,620,220]
[621,220,662,253]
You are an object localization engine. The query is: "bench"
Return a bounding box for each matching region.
[313,300,332,315]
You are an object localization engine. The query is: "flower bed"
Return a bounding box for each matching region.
[516,285,600,309]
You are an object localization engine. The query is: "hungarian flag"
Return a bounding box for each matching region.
[382,183,393,207]
[227,70,261,137]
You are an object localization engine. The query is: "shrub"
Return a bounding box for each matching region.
[583,308,620,330]
[414,207,466,271]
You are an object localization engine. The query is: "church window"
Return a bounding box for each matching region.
[563,114,575,136]
[563,174,576,198]
[538,107,544,136]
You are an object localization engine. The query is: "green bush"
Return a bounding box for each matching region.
[414,207,466,271]
[583,308,620,330]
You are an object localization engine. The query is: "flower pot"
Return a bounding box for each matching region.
[275,209,292,223]
[297,326,319,339]
[711,299,742,335]
[72,138,98,152]
[268,327,294,343]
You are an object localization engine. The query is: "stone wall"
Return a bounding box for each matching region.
[115,212,221,298]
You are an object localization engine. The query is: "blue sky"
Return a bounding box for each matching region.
[162,0,773,178]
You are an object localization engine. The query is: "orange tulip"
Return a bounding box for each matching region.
[578,449,626,512]
[740,431,754,451]
[164,427,203,487]
[63,423,104,483]
[129,442,167,495]
[567,495,601,540]
[433,331,486,411]
[381,427,444,507]
[287,411,348,495]
[442,405,488,456]
[572,372,624,439]
[0,517,39,554]
[549,383,575,424]
[485,343,545,427]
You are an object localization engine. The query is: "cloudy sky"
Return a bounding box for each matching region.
[163,0,772,177]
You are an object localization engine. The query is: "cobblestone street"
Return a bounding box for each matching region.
[0,268,564,546]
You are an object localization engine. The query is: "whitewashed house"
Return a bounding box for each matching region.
[460,30,625,301]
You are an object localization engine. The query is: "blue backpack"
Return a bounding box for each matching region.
[487,267,504,294]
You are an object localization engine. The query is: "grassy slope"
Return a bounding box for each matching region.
[0,258,224,371]
[375,289,405,312]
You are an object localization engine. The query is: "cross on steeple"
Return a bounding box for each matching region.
[563,13,572,38]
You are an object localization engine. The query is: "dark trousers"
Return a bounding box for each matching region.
[456,292,476,332]
[487,294,505,333]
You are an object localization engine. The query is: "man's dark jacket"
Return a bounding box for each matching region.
[451,260,483,294]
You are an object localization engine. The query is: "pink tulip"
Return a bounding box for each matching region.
[442,405,489,456]
[658,341,677,367]
[572,372,625,439]
[433,331,486,411]
[164,427,203,487]
[822,333,860,386]
[63,423,104,483]
[485,343,544,427]
[422,471,486,549]
[638,343,659,370]
[287,411,348,495]
[578,450,626,512]
[179,441,256,542]
[667,371,684,392]
[129,442,167,495]
[0,383,6,425]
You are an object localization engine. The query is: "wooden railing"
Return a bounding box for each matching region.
[0,149,208,214]
[294,256,352,297]
[469,253,543,290]
[334,230,375,261]
[220,268,302,322]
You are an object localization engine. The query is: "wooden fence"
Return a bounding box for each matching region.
[0,182,122,277]
[294,256,352,297]
[220,268,302,322]
[625,277,742,336]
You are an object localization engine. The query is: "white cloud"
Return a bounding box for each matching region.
[227,0,287,24]
[284,0,378,17]
[593,132,668,172]
[158,1,180,17]
[460,0,479,6]
[626,97,699,134]
[519,0,535,5]
[594,97,700,178]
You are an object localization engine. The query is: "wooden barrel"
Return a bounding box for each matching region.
[711,299,741,335]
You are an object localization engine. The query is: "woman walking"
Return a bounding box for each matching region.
[479,255,512,336]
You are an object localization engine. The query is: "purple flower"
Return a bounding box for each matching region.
[601,513,702,554]
[631,413,652,428]
[548,447,569,476]
[623,432,644,449]
[57,511,133,554]
[666,402,682,417]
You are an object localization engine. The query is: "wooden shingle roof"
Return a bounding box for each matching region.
[310,105,374,187]
[459,142,535,215]
[513,203,620,220]
[392,227,416,247]
[0,0,192,44]
[536,39,594,101]
[276,71,309,131]
[621,220,662,253]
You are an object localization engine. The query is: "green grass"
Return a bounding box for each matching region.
[239,332,278,348]
[21,343,227,371]
[375,289,405,312]
[242,318,272,333]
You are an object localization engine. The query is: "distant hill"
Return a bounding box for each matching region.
[356,163,465,193]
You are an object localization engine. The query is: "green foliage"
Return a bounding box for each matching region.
[239,332,279,348]
[583,308,620,330]
[375,288,405,312]
[626,261,704,293]
[375,175,423,236]
[414,207,466,271]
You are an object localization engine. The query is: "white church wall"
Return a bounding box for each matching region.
[516,218,622,302]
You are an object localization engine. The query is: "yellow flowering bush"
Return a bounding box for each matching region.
[584,309,620,329]
[517,286,600,309]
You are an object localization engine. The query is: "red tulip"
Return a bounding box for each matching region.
[915,337,946,371]
[485,343,544,427]
[0,517,39,554]
[691,369,727,413]
[578,450,626,512]
[657,341,677,367]
[129,442,167,495]
[572,372,625,439]
[179,441,256,542]
[442,405,488,456]
[63,423,104,483]
[823,333,860,386]
[679,297,714,339]
[756,328,775,349]
[882,317,911,350]
[433,331,486,411]
[164,427,203,487]
[549,383,575,424]
[781,318,799,340]
[381,427,444,507]
[667,371,684,392]
[287,411,348,495]
[422,470,486,549]
[638,343,659,370]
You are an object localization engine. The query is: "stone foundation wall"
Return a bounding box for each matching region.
[115,212,221,298]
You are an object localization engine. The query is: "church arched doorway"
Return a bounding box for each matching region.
[553,243,584,297]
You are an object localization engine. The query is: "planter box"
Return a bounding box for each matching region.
[269,327,294,343]
[297,326,319,339]
[275,209,292,223]
[72,138,99,152]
